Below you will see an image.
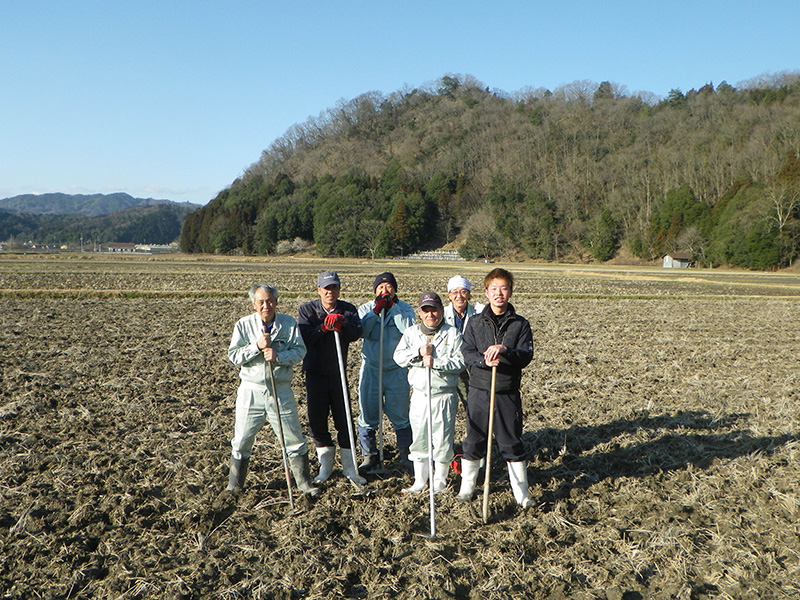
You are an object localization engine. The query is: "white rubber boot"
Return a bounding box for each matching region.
[456,458,481,502]
[433,461,450,494]
[313,446,336,483]
[401,460,429,494]
[507,461,533,507]
[340,448,367,485]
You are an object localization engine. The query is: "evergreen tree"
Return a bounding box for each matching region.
[390,199,411,255]
[588,209,620,261]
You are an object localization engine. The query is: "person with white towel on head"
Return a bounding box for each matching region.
[443,275,484,409]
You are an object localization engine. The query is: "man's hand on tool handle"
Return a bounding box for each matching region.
[258,328,276,362]
[420,343,434,368]
[483,344,506,367]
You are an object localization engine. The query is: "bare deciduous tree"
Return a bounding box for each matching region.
[359,220,384,260]
[767,184,800,233]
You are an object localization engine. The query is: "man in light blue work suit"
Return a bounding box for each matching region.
[357,272,416,473]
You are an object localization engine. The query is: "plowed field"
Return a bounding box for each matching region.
[2,254,799,599]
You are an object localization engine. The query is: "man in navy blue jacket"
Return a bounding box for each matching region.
[457,268,534,507]
[298,271,366,486]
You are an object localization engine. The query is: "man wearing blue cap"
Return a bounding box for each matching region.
[357,272,416,472]
[298,271,366,486]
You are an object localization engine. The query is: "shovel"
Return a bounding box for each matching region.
[481,365,497,524]
[263,324,295,512]
[426,363,436,538]
[371,307,389,474]
[334,329,372,497]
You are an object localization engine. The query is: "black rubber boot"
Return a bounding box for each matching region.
[359,454,382,473]
[288,455,320,497]
[358,425,380,473]
[226,456,249,491]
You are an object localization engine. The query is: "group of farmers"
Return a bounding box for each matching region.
[224,267,535,508]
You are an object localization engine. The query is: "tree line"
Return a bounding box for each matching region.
[1,204,194,246]
[180,72,800,269]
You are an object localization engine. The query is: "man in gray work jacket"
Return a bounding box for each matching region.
[225,283,319,497]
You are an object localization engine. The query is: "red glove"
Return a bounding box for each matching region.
[322,313,344,332]
[450,454,463,475]
[373,293,395,315]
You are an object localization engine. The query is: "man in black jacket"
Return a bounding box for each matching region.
[457,268,534,507]
[298,271,366,486]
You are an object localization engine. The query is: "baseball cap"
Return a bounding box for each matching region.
[418,291,443,308]
[317,271,341,288]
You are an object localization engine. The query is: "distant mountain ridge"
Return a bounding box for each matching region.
[0,193,201,245]
[0,192,199,217]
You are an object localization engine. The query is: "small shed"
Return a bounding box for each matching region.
[663,252,691,268]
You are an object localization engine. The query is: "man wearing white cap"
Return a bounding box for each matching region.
[443,275,484,408]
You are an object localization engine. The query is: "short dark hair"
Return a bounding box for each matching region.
[484,268,514,291]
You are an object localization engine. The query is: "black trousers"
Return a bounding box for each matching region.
[462,386,525,462]
[305,371,352,449]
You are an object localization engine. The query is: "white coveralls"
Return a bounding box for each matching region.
[228,312,308,460]
[393,322,465,464]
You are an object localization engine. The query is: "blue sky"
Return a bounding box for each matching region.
[2,1,799,206]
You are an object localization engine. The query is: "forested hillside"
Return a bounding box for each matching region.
[0,203,196,246]
[180,73,800,268]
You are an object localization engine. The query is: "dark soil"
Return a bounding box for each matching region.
[2,257,799,599]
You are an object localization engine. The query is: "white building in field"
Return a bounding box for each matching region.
[104,243,176,253]
[663,252,692,268]
[106,243,137,252]
[135,244,174,253]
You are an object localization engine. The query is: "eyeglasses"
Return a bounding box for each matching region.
[448,290,470,297]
